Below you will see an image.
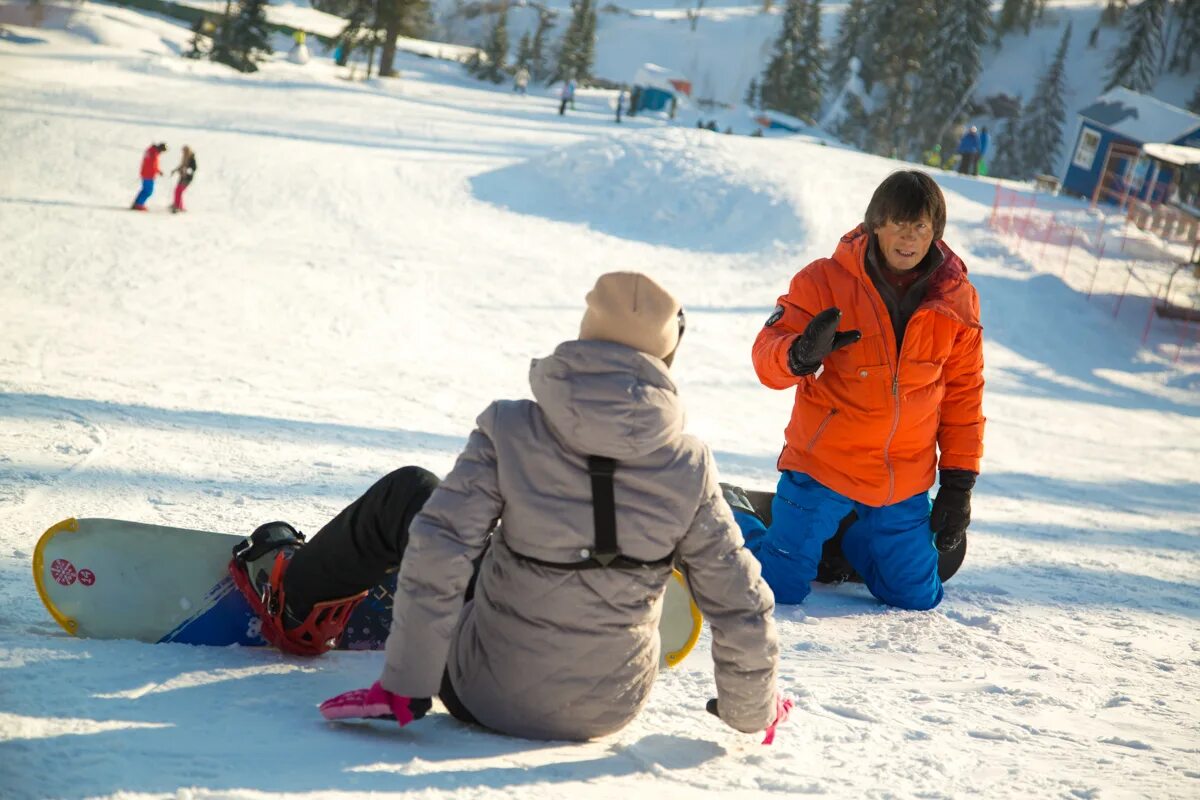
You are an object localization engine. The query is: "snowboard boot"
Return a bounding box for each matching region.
[721,483,759,519]
[229,521,367,656]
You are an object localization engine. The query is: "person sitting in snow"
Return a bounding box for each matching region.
[170,145,197,214]
[735,170,984,611]
[231,271,789,742]
[130,142,166,211]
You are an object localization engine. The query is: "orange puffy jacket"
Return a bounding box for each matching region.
[752,225,985,507]
[140,146,161,180]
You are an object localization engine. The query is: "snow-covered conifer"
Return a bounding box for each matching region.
[828,0,867,92]
[911,0,990,159]
[554,0,596,82]
[211,0,272,73]
[1105,0,1168,92]
[1168,0,1200,74]
[988,100,1026,179]
[530,11,555,83]
[1020,23,1071,177]
[830,88,870,150]
[477,9,510,83]
[861,0,934,156]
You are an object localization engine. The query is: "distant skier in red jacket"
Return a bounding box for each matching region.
[131,143,167,211]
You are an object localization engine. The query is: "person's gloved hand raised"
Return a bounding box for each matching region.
[705,693,794,745]
[787,308,862,376]
[930,470,975,553]
[319,680,431,727]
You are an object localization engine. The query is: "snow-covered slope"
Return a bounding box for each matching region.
[1,5,1199,799]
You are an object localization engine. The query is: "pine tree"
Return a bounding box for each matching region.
[997,0,1024,35]
[828,0,868,91]
[1105,0,1168,92]
[1019,0,1046,33]
[1020,23,1071,177]
[1100,0,1127,26]
[759,0,822,123]
[911,0,990,159]
[997,0,1046,36]
[578,0,597,79]
[1169,0,1200,74]
[988,101,1025,179]
[530,11,555,83]
[211,0,273,73]
[476,9,509,83]
[790,0,824,122]
[831,89,870,149]
[553,0,596,83]
[515,31,533,72]
[744,77,760,108]
[760,0,802,111]
[861,0,934,156]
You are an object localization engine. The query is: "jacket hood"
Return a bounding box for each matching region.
[529,340,685,460]
[833,224,980,328]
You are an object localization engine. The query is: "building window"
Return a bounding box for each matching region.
[1073,128,1102,170]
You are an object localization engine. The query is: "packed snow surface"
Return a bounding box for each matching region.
[1,4,1198,799]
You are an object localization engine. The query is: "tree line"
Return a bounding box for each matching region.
[751,0,1199,181]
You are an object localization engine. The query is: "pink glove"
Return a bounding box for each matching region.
[319,681,431,727]
[706,691,794,745]
[760,693,793,745]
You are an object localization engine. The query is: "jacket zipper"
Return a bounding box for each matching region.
[806,408,837,451]
[881,309,932,504]
[863,281,900,504]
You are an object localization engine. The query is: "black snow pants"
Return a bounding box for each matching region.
[283,465,478,724]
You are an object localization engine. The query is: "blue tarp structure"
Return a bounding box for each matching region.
[631,63,691,117]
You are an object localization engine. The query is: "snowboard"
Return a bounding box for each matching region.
[33,518,703,668]
[730,487,966,584]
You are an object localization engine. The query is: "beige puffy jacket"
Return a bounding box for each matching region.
[381,340,779,740]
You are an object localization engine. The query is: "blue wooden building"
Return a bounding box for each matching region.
[1060,87,1200,206]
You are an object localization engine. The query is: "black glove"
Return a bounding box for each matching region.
[787,308,862,376]
[930,470,975,553]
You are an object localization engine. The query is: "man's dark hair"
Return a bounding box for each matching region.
[864,170,947,240]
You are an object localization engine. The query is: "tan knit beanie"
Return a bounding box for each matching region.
[579,272,681,360]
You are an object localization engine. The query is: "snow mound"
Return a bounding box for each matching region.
[471,128,805,253]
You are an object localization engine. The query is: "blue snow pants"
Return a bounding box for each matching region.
[133,179,154,207]
[735,471,943,610]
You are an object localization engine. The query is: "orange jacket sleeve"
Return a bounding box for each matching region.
[752,267,823,390]
[937,323,985,474]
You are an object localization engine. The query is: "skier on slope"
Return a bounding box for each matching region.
[130,142,166,211]
[735,170,985,610]
[170,145,197,214]
[231,271,789,742]
[956,126,982,176]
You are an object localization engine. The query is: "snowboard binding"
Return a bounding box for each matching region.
[229,521,367,656]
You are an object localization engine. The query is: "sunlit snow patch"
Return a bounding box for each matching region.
[471,128,805,254]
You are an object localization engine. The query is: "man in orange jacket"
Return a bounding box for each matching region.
[131,142,167,211]
[743,170,984,609]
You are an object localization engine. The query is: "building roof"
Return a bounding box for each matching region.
[1143,142,1200,167]
[1077,87,1200,144]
